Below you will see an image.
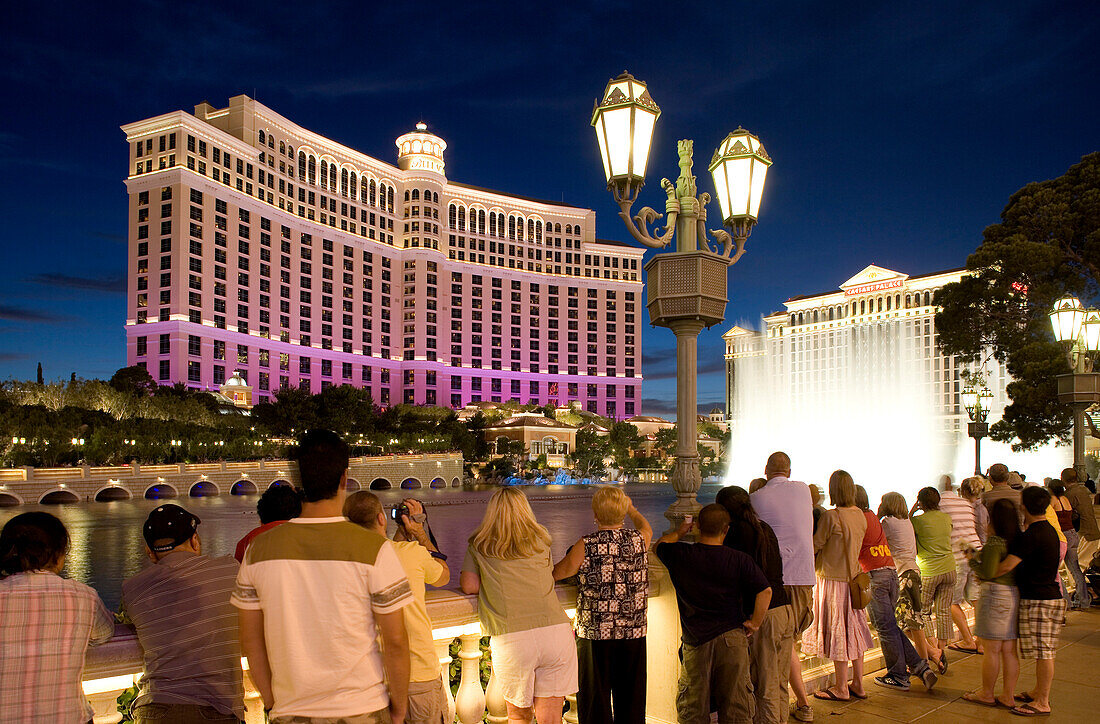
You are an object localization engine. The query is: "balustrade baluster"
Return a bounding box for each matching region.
[454,632,486,724]
[563,693,579,724]
[484,656,507,724]
[434,637,458,724]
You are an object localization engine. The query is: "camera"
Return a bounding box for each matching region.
[390,502,412,522]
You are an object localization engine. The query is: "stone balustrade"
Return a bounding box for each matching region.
[81,560,917,724]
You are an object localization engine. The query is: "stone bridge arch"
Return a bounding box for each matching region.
[451,477,461,487]
[345,477,361,491]
[401,477,422,489]
[0,491,25,506]
[231,479,258,495]
[267,479,291,489]
[189,480,220,497]
[144,483,179,500]
[370,478,392,490]
[429,477,447,489]
[39,488,80,504]
[94,485,132,502]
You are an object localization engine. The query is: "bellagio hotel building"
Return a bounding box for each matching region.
[122,95,643,417]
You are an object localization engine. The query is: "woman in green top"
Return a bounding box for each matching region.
[460,487,576,724]
[909,487,955,673]
[962,498,1021,708]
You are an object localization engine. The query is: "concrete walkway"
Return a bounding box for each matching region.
[801,605,1100,722]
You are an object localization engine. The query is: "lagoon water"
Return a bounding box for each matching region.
[0,483,718,611]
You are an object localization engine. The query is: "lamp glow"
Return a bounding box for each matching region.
[1083,310,1100,352]
[1050,295,1085,343]
[591,72,660,187]
[709,128,772,226]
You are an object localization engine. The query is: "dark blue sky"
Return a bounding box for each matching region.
[1,1,1097,415]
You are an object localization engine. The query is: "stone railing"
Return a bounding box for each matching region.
[81,560,925,724]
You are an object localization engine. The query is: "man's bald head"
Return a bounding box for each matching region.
[765,451,791,479]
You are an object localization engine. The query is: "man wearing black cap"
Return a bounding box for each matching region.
[120,504,245,723]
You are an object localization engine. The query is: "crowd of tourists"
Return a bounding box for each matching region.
[2,434,1099,724]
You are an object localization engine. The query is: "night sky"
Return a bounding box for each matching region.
[1,1,1097,416]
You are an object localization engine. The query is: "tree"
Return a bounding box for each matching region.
[935,153,1100,449]
[109,366,158,397]
[570,429,610,478]
[654,426,677,458]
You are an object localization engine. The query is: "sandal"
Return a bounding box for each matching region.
[948,643,980,654]
[1011,703,1051,717]
[813,687,850,702]
[963,692,998,707]
[850,689,869,700]
[1015,693,1036,703]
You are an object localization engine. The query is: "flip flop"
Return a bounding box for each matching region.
[962,693,999,707]
[813,688,850,702]
[948,643,980,654]
[1015,693,1036,703]
[850,690,869,700]
[1011,703,1051,717]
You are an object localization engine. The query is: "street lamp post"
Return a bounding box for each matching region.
[1049,295,1100,482]
[961,382,994,475]
[591,72,771,530]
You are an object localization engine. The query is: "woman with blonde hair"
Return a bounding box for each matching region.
[461,487,576,724]
[805,470,874,703]
[878,492,933,663]
[554,486,651,724]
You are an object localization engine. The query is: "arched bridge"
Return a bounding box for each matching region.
[0,453,464,506]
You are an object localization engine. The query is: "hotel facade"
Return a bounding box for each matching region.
[122,95,643,417]
[723,264,1011,439]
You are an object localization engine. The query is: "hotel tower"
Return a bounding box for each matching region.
[122,95,643,417]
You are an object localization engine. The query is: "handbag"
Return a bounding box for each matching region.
[841,512,872,609]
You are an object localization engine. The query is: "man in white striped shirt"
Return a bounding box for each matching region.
[938,476,983,653]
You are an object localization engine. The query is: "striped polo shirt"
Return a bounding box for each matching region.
[939,490,982,561]
[231,517,413,719]
[120,550,244,719]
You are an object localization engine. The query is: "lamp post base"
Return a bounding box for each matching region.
[664,455,703,535]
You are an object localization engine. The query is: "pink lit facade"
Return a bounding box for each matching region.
[122,96,643,418]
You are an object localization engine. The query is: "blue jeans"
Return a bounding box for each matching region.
[868,568,929,680]
[1064,528,1090,608]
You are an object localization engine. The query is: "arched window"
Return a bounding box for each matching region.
[320,161,328,189]
[298,151,306,180]
[924,291,931,306]
[886,296,892,311]
[329,166,336,192]
[369,179,377,205]
[812,310,819,323]
[404,190,411,202]
[387,186,394,212]
[258,129,266,145]
[280,141,286,154]
[423,188,432,203]
[433,192,439,204]
[411,189,420,201]
[877,297,883,312]
[535,221,543,242]
[860,300,866,314]
[790,314,796,326]
[349,172,357,200]
[449,204,457,228]
[528,219,535,240]
[340,168,349,197]
[555,223,561,233]
[308,156,316,185]
[458,207,466,231]
[828,308,834,320]
[797,312,804,325]
[895,294,901,309]
[479,210,486,234]
[508,216,516,239]
[565,224,573,235]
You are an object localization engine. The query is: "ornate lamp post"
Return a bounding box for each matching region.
[591,72,771,529]
[1049,295,1100,482]
[961,381,993,475]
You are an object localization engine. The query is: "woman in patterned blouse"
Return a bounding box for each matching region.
[554,486,653,724]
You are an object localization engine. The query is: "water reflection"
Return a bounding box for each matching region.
[0,483,723,611]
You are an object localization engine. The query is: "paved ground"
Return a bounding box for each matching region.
[801,605,1100,722]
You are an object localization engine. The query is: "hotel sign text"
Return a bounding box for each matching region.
[844,279,905,296]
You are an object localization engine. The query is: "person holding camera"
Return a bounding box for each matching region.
[344,492,450,724]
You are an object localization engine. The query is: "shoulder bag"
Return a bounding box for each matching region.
[842,511,872,610]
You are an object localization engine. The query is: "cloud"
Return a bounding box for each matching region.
[91,231,126,245]
[0,352,29,362]
[641,397,677,416]
[644,356,727,381]
[0,305,69,323]
[30,272,126,293]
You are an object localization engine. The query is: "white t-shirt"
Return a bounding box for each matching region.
[881,516,919,574]
[751,476,816,586]
[231,517,412,719]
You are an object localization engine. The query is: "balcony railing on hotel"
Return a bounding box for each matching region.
[82,561,907,724]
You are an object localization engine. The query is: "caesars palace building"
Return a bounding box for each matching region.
[122,95,643,417]
[723,264,1013,442]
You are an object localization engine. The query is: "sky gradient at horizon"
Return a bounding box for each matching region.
[1,1,1097,416]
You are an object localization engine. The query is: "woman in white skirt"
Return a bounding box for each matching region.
[805,470,874,703]
[460,487,578,724]
[962,498,1021,708]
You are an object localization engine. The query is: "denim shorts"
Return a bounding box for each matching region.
[974,582,1019,640]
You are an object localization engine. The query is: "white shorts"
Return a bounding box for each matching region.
[489,622,578,708]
